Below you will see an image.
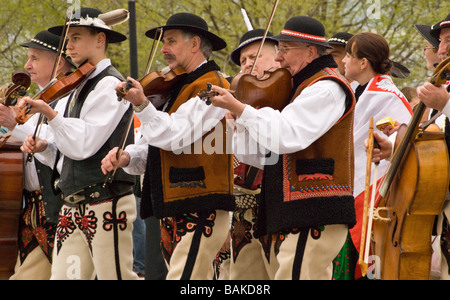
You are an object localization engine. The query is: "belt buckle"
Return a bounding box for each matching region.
[65,193,85,204]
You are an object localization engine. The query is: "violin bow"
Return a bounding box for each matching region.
[250,0,280,75]
[104,19,162,187]
[359,117,380,276]
[26,9,73,163]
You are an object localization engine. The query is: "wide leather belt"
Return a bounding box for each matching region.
[23,189,43,203]
[63,183,133,206]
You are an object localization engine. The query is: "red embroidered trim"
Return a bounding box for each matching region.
[281,29,327,42]
[298,173,333,181]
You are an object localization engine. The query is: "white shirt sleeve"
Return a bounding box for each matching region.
[122,137,148,175]
[135,96,226,152]
[48,76,131,160]
[233,79,347,166]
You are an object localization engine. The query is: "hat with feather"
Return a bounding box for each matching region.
[48,8,129,43]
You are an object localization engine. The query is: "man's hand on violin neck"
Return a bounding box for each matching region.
[21,98,57,121]
[209,85,246,117]
[115,78,147,107]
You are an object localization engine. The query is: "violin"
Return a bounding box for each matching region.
[116,66,187,100]
[198,0,292,111]
[1,70,31,107]
[15,61,96,124]
[230,67,292,111]
[371,49,450,280]
[197,67,292,111]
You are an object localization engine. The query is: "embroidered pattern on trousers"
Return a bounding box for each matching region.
[160,211,217,264]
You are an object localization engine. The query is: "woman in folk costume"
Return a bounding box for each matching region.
[338,32,412,279]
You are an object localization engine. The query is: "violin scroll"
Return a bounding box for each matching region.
[197,83,236,105]
[1,70,31,107]
[116,80,133,101]
[197,83,215,105]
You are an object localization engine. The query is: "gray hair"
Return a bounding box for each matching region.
[307,43,328,56]
[181,30,213,59]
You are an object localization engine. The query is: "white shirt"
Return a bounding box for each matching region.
[232,79,347,169]
[11,92,69,191]
[41,58,131,174]
[123,96,226,175]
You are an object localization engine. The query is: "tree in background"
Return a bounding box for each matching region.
[0,0,448,92]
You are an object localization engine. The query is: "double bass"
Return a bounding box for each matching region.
[371,50,450,280]
[0,72,30,279]
[0,136,23,279]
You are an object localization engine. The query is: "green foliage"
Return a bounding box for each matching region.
[0,0,449,91]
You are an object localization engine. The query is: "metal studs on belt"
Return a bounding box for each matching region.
[90,192,100,198]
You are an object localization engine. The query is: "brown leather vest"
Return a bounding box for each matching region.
[142,69,235,218]
[260,67,356,234]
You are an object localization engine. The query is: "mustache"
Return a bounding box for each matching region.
[164,54,176,60]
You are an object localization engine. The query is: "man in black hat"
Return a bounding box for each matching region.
[416,13,450,280]
[209,16,356,280]
[415,24,441,71]
[101,12,235,280]
[21,7,139,280]
[231,28,279,77]
[328,32,354,79]
[217,28,280,280]
[0,30,73,280]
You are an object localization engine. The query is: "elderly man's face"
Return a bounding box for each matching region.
[438,27,450,61]
[274,41,316,76]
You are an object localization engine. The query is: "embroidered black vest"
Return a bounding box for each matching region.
[140,61,235,219]
[257,55,357,236]
[58,65,135,197]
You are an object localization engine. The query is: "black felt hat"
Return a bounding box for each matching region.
[230,29,278,66]
[48,8,128,43]
[328,32,354,47]
[274,16,332,49]
[20,30,76,67]
[145,12,226,51]
[415,24,440,49]
[431,13,450,40]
